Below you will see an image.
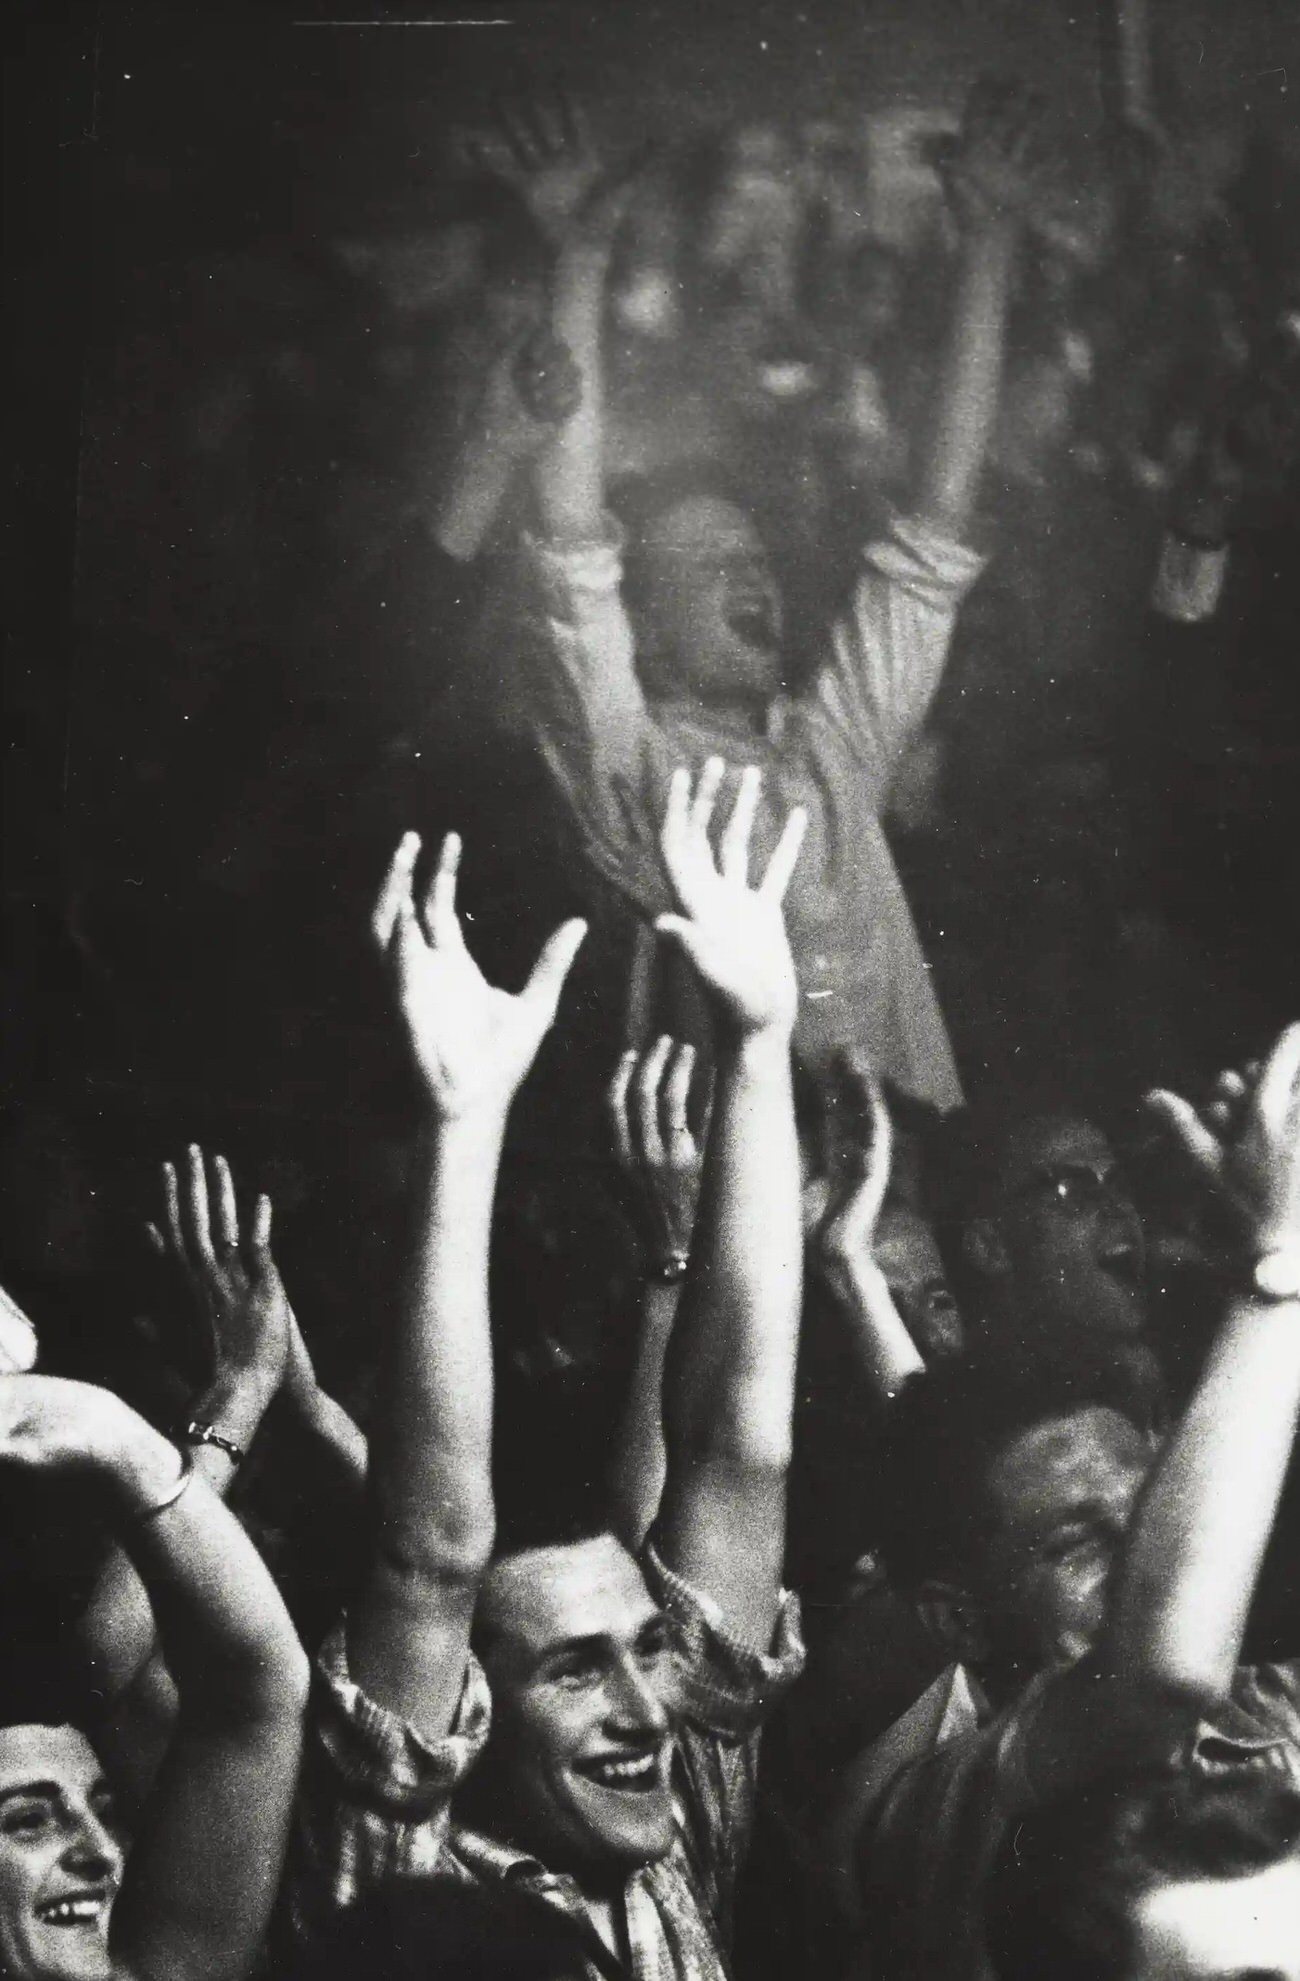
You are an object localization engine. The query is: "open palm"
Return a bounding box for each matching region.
[655,760,806,1038]
[372,832,586,1120]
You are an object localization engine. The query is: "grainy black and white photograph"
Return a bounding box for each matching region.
[6,1,1300,1975]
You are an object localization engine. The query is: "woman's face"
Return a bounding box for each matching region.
[0,1725,122,1980]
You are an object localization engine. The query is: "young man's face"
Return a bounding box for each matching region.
[972,1117,1149,1347]
[476,1534,682,1879]
[1128,1851,1300,1978]
[973,1404,1159,1675]
[637,496,785,703]
[0,1724,122,1981]
[874,1205,965,1362]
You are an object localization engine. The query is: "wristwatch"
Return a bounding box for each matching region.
[1249,1248,1300,1303]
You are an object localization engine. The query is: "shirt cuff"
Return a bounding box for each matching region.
[865,512,987,599]
[312,1617,492,1816]
[639,1542,806,1740]
[522,516,626,614]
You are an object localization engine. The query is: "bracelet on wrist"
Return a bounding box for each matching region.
[645,1251,690,1285]
[134,1446,194,1525]
[180,1420,246,1466]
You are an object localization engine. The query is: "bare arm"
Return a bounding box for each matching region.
[347,831,585,1740]
[814,1069,926,1402]
[650,761,808,1645]
[1020,1031,1300,1801]
[0,1377,308,1981]
[431,326,583,563]
[914,80,1045,537]
[606,1037,708,1546]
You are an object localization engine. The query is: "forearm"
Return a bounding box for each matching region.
[830,1256,925,1402]
[609,1281,678,1547]
[536,247,608,540]
[291,1380,368,1493]
[367,1112,500,1578]
[431,419,519,564]
[915,218,1018,536]
[665,1027,801,1473]
[1105,1292,1300,1708]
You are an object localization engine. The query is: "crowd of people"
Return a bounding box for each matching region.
[7,39,1300,1981]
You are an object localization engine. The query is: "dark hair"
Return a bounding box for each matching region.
[871,1341,1160,1591]
[984,1765,1300,1981]
[289,1878,586,1981]
[927,1089,1103,1236]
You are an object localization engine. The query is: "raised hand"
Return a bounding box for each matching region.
[372,831,586,1120]
[818,1054,893,1273]
[609,1035,711,1268]
[147,1147,292,1398]
[465,91,642,254]
[942,76,1050,230]
[1147,1025,1300,1255]
[655,761,806,1039]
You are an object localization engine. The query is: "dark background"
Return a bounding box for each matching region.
[6,0,1300,1393]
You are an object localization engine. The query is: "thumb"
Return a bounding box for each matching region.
[1145,1089,1224,1179]
[522,918,587,1020]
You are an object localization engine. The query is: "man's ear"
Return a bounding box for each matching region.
[962,1214,1010,1280]
[915,1578,991,1668]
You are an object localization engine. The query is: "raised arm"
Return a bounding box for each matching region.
[1023,1028,1300,1799]
[347,831,585,1740]
[0,1375,308,1981]
[814,1068,926,1402]
[430,324,582,564]
[606,1035,709,1547]
[915,79,1046,537]
[649,761,807,1645]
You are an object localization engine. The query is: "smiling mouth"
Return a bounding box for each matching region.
[37,1895,110,1928]
[576,1749,664,1794]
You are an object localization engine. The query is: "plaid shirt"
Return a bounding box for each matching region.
[514,513,984,1106]
[285,1545,804,1980]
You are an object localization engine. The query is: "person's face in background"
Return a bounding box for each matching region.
[970,1404,1158,1686]
[873,1205,964,1361]
[635,497,785,705]
[964,1116,1148,1349]
[0,1725,123,1981]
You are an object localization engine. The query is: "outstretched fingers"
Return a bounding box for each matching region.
[608,1048,638,1170]
[1144,1088,1225,1181]
[373,832,421,952]
[521,917,588,1024]
[635,1034,675,1169]
[719,765,761,883]
[421,832,464,949]
[759,804,809,902]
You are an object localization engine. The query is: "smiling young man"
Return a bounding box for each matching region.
[287,763,809,1978]
[823,1035,1300,1981]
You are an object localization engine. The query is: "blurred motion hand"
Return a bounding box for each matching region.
[942,76,1051,230]
[372,830,586,1121]
[817,1053,893,1276]
[1147,1025,1300,1256]
[465,90,645,255]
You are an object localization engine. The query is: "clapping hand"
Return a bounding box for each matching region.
[372,831,586,1121]
[1147,1026,1300,1258]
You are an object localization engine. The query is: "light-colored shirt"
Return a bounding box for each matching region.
[286,1544,804,1980]
[833,1657,1300,1981]
[519,515,984,1106]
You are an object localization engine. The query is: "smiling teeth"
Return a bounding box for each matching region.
[591,1754,656,1785]
[40,1899,102,1924]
